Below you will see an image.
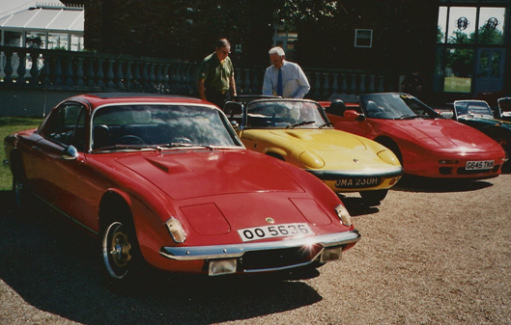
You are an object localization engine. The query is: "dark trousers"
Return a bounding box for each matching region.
[205,89,231,109]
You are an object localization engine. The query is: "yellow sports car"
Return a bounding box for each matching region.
[225,97,403,205]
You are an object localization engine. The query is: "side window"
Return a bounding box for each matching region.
[41,104,86,151]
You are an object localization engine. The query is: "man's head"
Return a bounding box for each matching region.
[268,46,285,68]
[215,38,231,61]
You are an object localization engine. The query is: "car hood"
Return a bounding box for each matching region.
[376,119,503,151]
[115,149,305,200]
[242,128,400,169]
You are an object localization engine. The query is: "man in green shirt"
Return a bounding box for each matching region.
[198,38,237,109]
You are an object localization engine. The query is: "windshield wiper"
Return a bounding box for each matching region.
[157,143,214,150]
[398,115,422,120]
[319,122,333,128]
[286,120,315,129]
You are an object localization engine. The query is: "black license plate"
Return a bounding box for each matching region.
[335,177,381,189]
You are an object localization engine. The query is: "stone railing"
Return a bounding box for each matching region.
[0,46,397,102]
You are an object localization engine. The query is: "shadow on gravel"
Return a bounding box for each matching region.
[0,190,322,325]
[391,174,494,193]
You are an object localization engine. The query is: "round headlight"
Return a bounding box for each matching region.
[299,151,325,168]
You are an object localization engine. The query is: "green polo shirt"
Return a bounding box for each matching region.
[198,53,234,92]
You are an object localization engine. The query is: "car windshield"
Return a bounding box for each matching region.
[359,93,440,120]
[91,104,241,151]
[454,101,493,118]
[244,100,330,128]
[498,97,511,113]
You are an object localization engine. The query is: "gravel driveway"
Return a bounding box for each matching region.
[1,174,510,325]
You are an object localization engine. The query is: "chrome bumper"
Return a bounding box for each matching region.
[159,230,361,261]
[307,167,403,180]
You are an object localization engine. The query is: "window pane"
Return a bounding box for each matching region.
[478,7,505,45]
[447,7,477,45]
[437,6,448,44]
[444,48,474,93]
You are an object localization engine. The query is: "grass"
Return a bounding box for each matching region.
[0,117,43,191]
[443,76,472,93]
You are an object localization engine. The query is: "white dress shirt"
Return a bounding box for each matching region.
[262,61,310,98]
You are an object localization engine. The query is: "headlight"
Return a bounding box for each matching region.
[377,149,400,165]
[335,204,352,227]
[165,217,187,243]
[299,151,325,168]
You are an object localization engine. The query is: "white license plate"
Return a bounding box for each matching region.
[465,160,494,170]
[238,223,314,242]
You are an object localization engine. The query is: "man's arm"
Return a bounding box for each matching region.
[229,75,237,97]
[294,65,310,98]
[198,78,207,100]
[262,69,274,96]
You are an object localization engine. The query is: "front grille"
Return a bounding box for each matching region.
[238,244,323,271]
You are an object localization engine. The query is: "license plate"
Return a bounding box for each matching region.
[335,177,380,188]
[238,223,314,242]
[465,160,494,170]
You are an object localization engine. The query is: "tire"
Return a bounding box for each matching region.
[101,212,146,288]
[360,189,388,206]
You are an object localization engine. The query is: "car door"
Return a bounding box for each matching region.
[27,102,99,231]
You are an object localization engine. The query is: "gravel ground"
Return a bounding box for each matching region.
[0,173,510,325]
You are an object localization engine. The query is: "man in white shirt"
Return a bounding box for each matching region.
[262,46,310,99]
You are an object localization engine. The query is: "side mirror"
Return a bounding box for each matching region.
[440,111,454,119]
[344,110,365,121]
[62,145,78,160]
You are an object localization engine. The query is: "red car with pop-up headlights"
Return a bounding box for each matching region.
[322,92,506,179]
[4,93,360,288]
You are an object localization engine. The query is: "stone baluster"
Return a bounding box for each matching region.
[3,50,13,84]
[141,61,149,89]
[132,61,142,89]
[54,56,63,86]
[65,57,75,86]
[243,68,251,94]
[322,72,330,99]
[163,64,170,93]
[16,52,27,84]
[349,74,357,93]
[331,73,339,94]
[86,58,96,87]
[340,73,348,93]
[155,63,164,91]
[29,52,40,85]
[75,57,85,87]
[359,74,366,94]
[149,62,156,89]
[170,64,179,93]
[369,75,376,92]
[125,60,133,89]
[107,59,115,88]
[41,56,51,87]
[377,75,384,92]
[116,60,124,89]
[313,72,321,99]
[96,59,105,88]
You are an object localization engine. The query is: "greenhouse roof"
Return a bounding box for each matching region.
[0,5,83,33]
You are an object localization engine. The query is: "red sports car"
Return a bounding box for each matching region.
[322,93,506,179]
[4,93,360,286]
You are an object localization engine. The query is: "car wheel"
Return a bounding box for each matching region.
[101,214,145,286]
[360,189,388,206]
